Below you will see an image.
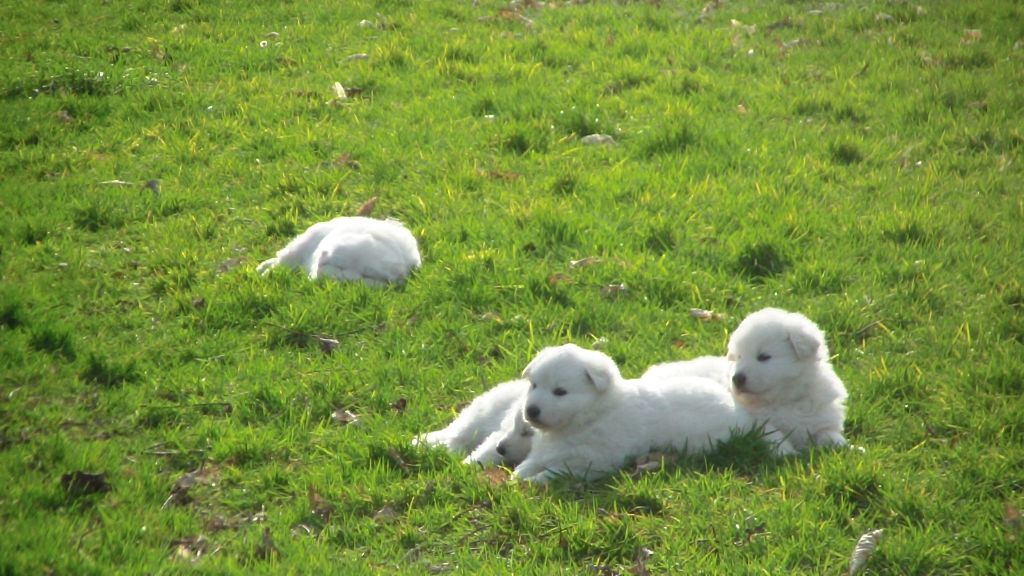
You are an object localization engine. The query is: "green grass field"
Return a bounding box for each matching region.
[1,0,1022,572]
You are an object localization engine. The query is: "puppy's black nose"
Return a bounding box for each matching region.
[732,373,747,388]
[496,444,506,456]
[526,405,540,420]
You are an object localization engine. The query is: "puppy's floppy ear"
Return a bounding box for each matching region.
[581,350,621,392]
[787,319,826,360]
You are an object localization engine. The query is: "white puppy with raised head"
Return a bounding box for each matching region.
[727,307,848,450]
[257,216,420,286]
[415,379,531,464]
[512,344,789,484]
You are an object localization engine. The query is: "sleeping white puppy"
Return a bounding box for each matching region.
[727,307,848,450]
[464,396,534,467]
[641,355,731,386]
[512,344,792,484]
[256,216,420,286]
[415,379,530,460]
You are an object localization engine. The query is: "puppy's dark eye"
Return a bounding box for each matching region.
[757,353,772,362]
[530,381,537,390]
[553,388,567,397]
[521,430,533,438]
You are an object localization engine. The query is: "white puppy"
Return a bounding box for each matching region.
[257,216,420,286]
[464,396,535,467]
[641,355,731,386]
[512,344,787,484]
[415,379,530,461]
[727,307,848,450]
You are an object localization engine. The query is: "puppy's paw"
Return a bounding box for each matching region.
[814,430,848,448]
[773,438,798,456]
[256,257,279,275]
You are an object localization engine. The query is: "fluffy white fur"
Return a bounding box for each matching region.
[641,355,731,387]
[256,216,420,286]
[512,344,788,484]
[415,379,530,463]
[464,396,534,467]
[727,307,848,450]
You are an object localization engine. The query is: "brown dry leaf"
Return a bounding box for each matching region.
[332,153,362,170]
[601,283,628,298]
[570,256,602,268]
[331,81,348,100]
[848,529,883,575]
[256,527,280,561]
[162,469,198,509]
[216,257,244,274]
[170,536,210,562]
[308,486,335,522]
[60,471,111,498]
[730,19,756,35]
[56,109,74,123]
[205,515,230,533]
[387,448,412,472]
[631,547,654,576]
[480,311,504,323]
[373,505,398,522]
[690,308,725,321]
[580,133,616,146]
[697,0,723,23]
[355,195,378,216]
[548,273,574,285]
[671,339,688,349]
[736,103,748,115]
[316,336,340,355]
[391,398,408,413]
[482,169,521,181]
[290,523,315,537]
[1005,502,1022,539]
[479,467,511,486]
[961,29,982,44]
[332,408,360,426]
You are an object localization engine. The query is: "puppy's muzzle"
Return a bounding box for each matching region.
[525,404,541,424]
[496,443,507,456]
[732,372,747,390]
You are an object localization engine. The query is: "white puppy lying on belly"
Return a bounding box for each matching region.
[257,216,420,286]
[727,307,848,450]
[415,379,533,468]
[513,344,792,484]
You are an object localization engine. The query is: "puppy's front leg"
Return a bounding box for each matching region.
[813,429,847,447]
[512,457,551,482]
[761,425,798,456]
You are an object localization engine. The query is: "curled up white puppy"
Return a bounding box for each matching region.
[414,379,530,460]
[512,344,791,484]
[464,396,534,468]
[727,307,849,450]
[257,216,420,286]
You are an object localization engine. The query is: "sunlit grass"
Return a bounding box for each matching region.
[1,0,1022,573]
